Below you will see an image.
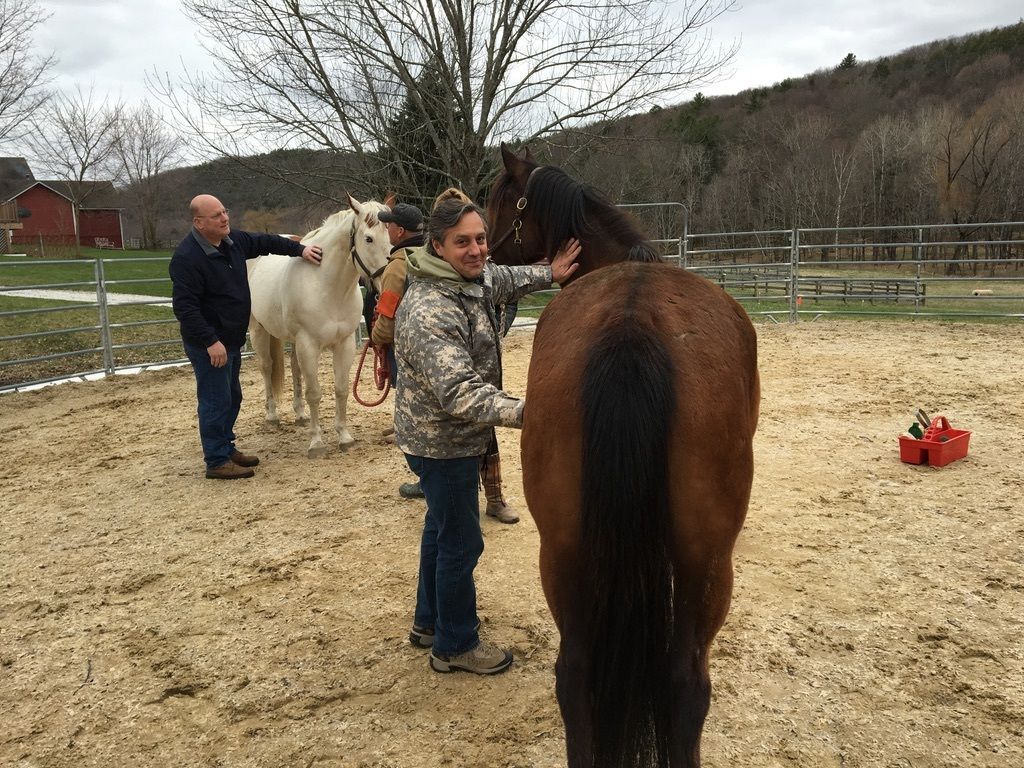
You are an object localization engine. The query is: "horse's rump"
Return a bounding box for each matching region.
[523,262,758,767]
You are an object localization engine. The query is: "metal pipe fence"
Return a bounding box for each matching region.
[1,255,182,393]
[2,219,1022,393]
[685,220,1024,323]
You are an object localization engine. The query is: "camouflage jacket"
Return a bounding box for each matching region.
[394,250,552,459]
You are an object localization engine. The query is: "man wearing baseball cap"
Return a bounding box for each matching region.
[373,203,427,499]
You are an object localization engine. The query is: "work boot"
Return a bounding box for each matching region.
[485,498,519,524]
[230,449,260,467]
[205,461,255,480]
[399,481,424,499]
[480,450,517,522]
[430,641,513,675]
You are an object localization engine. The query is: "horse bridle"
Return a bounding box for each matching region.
[349,215,387,284]
[489,166,545,258]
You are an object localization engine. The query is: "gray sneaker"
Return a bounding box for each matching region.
[399,481,424,499]
[409,625,434,648]
[430,641,513,675]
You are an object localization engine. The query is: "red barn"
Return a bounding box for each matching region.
[0,157,124,250]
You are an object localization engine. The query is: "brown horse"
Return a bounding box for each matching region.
[487,146,760,768]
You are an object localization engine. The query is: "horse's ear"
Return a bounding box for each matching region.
[383,191,396,207]
[347,193,362,213]
[523,145,535,162]
[500,143,518,172]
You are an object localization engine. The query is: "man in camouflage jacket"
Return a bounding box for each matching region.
[394,198,579,675]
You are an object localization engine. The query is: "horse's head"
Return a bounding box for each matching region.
[350,194,394,287]
[487,143,660,281]
[486,144,546,267]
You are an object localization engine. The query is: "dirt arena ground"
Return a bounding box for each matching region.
[1,320,1022,768]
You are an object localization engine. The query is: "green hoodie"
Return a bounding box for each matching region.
[405,248,466,282]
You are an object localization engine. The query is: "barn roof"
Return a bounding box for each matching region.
[1,157,123,209]
[0,156,36,203]
[38,179,123,209]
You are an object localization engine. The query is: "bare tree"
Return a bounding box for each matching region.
[151,0,736,200]
[24,86,122,253]
[0,0,55,145]
[859,114,915,226]
[112,103,183,249]
[922,102,1010,228]
[740,109,838,230]
[918,95,1015,273]
[830,145,856,242]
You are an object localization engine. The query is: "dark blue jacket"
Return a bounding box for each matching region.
[169,228,305,348]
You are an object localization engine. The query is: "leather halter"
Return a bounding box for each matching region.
[349,215,387,283]
[489,166,545,257]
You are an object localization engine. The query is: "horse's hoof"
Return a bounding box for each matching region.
[264,418,280,428]
[295,416,309,426]
[338,440,356,453]
[307,445,329,459]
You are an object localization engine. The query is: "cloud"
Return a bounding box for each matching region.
[35,0,208,106]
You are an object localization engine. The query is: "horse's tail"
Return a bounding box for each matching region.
[580,322,676,768]
[269,335,285,403]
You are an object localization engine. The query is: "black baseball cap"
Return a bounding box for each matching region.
[378,203,424,230]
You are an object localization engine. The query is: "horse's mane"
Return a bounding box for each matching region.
[315,200,386,233]
[519,166,661,263]
[302,200,388,249]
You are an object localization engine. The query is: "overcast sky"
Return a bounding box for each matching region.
[31,0,1024,108]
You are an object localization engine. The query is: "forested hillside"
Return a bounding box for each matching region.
[552,21,1024,236]
[134,21,1024,244]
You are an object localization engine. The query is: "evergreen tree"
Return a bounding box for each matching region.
[383,57,466,203]
[673,92,725,175]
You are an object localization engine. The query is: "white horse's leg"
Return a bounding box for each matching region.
[290,345,308,425]
[249,321,280,426]
[294,336,327,458]
[332,335,358,450]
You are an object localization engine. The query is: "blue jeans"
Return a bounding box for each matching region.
[405,454,485,656]
[183,341,242,469]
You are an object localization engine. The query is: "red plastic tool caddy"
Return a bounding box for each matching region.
[898,415,971,467]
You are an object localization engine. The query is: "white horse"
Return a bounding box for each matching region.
[247,194,393,457]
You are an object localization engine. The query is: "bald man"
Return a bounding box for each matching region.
[169,194,323,479]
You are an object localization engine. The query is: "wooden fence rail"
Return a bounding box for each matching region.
[712,273,927,304]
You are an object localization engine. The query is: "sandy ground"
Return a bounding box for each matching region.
[1,320,1022,768]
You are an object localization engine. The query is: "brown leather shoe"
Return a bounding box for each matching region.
[206,461,255,480]
[230,450,260,467]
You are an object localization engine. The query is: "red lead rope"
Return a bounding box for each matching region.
[352,340,391,406]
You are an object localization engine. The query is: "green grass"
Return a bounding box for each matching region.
[1,248,173,290]
[0,294,179,389]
